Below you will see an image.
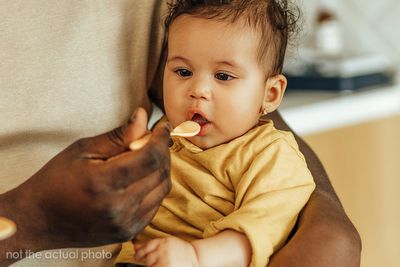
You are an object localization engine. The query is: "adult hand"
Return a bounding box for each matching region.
[0,108,171,261]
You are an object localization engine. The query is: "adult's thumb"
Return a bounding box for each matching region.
[83,107,149,158]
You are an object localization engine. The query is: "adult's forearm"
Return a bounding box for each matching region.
[269,190,361,267]
[265,110,361,266]
[285,137,362,267]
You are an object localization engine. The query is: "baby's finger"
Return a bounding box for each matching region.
[134,242,145,250]
[135,239,161,261]
[144,250,160,267]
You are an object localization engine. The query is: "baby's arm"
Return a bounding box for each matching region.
[134,230,251,267]
[134,236,198,267]
[192,230,251,267]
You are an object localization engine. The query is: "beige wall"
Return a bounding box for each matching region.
[304,115,400,267]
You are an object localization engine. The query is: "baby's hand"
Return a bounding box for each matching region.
[134,237,199,267]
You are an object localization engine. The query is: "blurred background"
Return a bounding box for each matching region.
[280,0,400,266]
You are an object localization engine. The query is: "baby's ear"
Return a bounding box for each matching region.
[261,74,287,114]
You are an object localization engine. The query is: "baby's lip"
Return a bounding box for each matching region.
[191,113,210,126]
[188,109,210,123]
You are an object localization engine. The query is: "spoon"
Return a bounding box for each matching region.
[169,120,201,137]
[129,121,201,150]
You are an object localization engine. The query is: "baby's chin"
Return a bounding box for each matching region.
[188,135,234,150]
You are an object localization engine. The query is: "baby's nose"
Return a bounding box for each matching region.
[189,79,212,100]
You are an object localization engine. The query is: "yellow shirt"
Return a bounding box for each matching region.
[118,121,315,266]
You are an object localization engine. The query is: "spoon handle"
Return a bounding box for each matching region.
[129,121,199,150]
[129,134,151,150]
[0,217,16,240]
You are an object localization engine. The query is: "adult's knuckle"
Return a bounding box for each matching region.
[162,178,172,195]
[107,126,125,147]
[142,147,161,170]
[158,123,172,139]
[160,162,171,181]
[111,165,132,189]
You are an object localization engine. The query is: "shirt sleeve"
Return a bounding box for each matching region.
[203,137,315,267]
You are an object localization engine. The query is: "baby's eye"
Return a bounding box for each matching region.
[175,68,193,77]
[215,73,234,81]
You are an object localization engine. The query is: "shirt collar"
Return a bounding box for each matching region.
[170,136,204,153]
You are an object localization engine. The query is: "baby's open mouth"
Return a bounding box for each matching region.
[191,113,209,126]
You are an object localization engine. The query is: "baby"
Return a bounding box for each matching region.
[117,0,315,266]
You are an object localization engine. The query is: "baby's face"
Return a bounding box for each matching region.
[163,15,267,149]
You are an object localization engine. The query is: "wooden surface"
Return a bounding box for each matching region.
[304,115,400,267]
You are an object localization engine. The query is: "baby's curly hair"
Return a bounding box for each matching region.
[165,0,300,76]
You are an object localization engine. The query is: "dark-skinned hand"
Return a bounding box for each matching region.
[0,108,171,261]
